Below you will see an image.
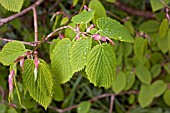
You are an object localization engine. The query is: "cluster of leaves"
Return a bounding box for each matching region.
[0,0,170,113]
[0,0,133,110]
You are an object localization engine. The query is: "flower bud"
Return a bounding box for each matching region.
[59,33,65,39]
[84,5,88,10]
[20,58,25,70]
[8,70,15,93]
[75,34,80,40]
[101,37,107,42]
[86,24,95,32]
[92,34,101,41]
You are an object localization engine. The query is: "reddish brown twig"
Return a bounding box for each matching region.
[32,7,38,46]
[33,25,87,51]
[0,38,36,46]
[0,0,43,27]
[113,0,155,19]
[0,38,54,46]
[109,95,115,113]
[48,90,139,113]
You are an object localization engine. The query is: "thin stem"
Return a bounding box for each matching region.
[166,8,170,22]
[34,25,87,51]
[32,7,38,46]
[0,38,53,46]
[0,0,43,27]
[0,38,36,46]
[48,90,139,113]
[88,93,113,102]
[109,95,115,113]
[79,0,86,13]
[160,0,170,9]
[105,37,115,45]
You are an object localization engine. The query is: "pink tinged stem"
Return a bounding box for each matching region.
[83,5,92,11]
[101,37,107,42]
[59,33,65,39]
[34,51,39,69]
[84,5,88,10]
[75,34,80,40]
[34,51,39,82]
[86,24,95,32]
[104,37,115,45]
[92,34,102,41]
[8,70,15,93]
[20,58,25,70]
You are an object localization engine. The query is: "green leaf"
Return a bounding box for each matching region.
[97,17,134,42]
[52,14,62,30]
[139,20,159,33]
[116,43,123,66]
[134,37,147,59]
[22,93,37,109]
[49,38,60,55]
[130,107,162,113]
[0,0,24,12]
[124,71,135,91]
[53,79,64,101]
[124,20,134,35]
[112,71,126,94]
[159,18,169,38]
[89,28,98,34]
[152,80,167,97]
[150,0,170,12]
[0,41,26,66]
[138,85,154,108]
[128,94,135,104]
[164,63,170,74]
[13,77,26,109]
[7,108,18,113]
[89,0,107,22]
[135,65,151,85]
[163,89,170,106]
[51,38,73,83]
[23,59,53,109]
[122,42,133,57]
[70,37,92,73]
[151,64,161,78]
[106,0,116,3]
[71,10,95,24]
[0,104,7,113]
[157,34,169,53]
[167,29,170,52]
[73,0,79,6]
[77,101,91,113]
[150,52,163,64]
[85,43,116,87]
[60,17,69,26]
[64,22,76,40]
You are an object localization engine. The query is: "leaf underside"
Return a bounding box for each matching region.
[23,59,53,109]
[85,43,116,87]
[51,38,73,83]
[70,37,92,73]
